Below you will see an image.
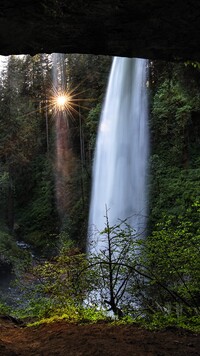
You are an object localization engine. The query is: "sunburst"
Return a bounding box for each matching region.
[16,79,95,124]
[49,80,95,120]
[54,93,70,110]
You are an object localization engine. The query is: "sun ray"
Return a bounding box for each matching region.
[16,77,95,124]
[66,78,88,96]
[49,83,96,121]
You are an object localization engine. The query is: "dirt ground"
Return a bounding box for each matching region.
[0,316,200,356]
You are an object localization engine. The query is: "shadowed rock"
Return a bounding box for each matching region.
[0,1,200,60]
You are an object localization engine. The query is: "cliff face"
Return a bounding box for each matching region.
[0,1,200,60]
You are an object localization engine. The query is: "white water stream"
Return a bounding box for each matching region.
[88,57,149,252]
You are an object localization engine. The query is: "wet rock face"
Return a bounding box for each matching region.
[0,0,200,60]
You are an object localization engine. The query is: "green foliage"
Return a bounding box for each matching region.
[148,65,200,321]
[142,312,200,332]
[15,243,90,317]
[0,229,31,271]
[0,56,41,167]
[11,239,112,325]
[4,209,199,333]
[149,158,200,226]
[85,103,102,152]
[26,306,108,327]
[15,156,59,253]
[59,161,90,248]
[143,202,200,316]
[184,61,200,69]
[33,252,87,304]
[0,301,11,315]
[0,54,58,242]
[151,78,200,166]
[0,53,110,252]
[13,297,54,320]
[149,61,200,232]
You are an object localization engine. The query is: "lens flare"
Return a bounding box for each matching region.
[52,92,71,111]
[56,94,69,107]
[48,84,95,120]
[17,78,96,125]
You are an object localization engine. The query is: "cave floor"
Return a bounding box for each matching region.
[0,317,199,355]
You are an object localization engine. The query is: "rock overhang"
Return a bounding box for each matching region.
[0,1,200,61]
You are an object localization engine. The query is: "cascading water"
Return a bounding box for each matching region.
[88,57,149,252]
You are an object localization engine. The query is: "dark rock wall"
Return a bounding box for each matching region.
[0,1,200,60]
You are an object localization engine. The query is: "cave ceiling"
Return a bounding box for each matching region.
[0,1,200,61]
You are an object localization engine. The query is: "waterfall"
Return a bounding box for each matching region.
[88,57,149,252]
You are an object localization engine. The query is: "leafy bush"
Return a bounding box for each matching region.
[143,202,200,316]
[14,241,91,318]
[141,312,200,332]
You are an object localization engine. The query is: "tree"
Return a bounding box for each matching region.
[87,210,141,317]
[0,56,42,231]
